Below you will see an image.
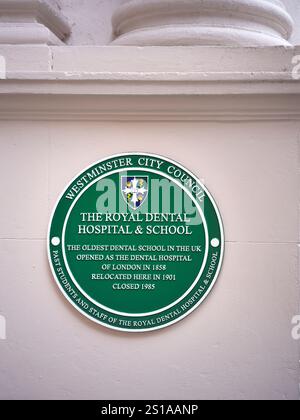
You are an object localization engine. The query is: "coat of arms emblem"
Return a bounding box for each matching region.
[121,176,148,210]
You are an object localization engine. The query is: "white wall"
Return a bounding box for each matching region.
[0,2,299,401]
[0,119,299,399]
[55,0,123,45]
[284,0,300,45]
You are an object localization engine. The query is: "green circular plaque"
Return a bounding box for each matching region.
[48,153,224,332]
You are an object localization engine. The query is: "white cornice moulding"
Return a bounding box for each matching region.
[0,94,299,122]
[0,45,299,121]
[0,45,299,94]
[0,0,70,45]
[112,0,294,46]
